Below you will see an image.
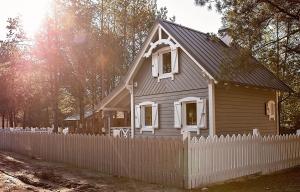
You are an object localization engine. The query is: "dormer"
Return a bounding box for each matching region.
[144,26,180,82]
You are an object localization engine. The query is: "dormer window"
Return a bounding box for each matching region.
[151,47,179,81]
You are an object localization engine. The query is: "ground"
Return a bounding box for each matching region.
[0,151,299,192]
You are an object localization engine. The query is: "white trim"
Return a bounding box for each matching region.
[276,91,280,135]
[159,25,216,83]
[97,86,127,112]
[144,38,179,58]
[125,23,216,87]
[178,97,201,103]
[125,24,160,86]
[138,101,157,134]
[208,80,216,136]
[138,101,155,106]
[126,85,134,138]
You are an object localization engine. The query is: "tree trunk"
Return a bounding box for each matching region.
[2,113,4,129]
[23,110,26,129]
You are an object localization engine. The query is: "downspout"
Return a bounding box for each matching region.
[126,84,134,138]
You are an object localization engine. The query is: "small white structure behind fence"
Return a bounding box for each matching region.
[0,130,299,189]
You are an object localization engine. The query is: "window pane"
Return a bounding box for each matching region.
[144,106,152,126]
[162,52,172,73]
[186,103,197,126]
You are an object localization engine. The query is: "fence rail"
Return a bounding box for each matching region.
[0,131,299,189]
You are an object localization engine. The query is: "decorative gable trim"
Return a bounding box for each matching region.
[125,22,217,87]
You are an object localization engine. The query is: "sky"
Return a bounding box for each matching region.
[0,0,222,40]
[157,0,222,33]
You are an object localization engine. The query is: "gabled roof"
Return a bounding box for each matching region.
[89,19,293,114]
[158,19,291,92]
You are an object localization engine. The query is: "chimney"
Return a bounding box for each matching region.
[218,28,232,46]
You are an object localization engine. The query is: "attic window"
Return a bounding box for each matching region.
[151,47,178,81]
[162,52,172,74]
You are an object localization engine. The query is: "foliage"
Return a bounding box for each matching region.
[0,0,174,129]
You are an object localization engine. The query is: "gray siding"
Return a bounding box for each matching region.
[133,50,208,96]
[135,89,208,137]
[133,49,209,137]
[215,85,277,136]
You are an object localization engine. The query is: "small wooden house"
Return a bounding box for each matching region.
[91,19,291,137]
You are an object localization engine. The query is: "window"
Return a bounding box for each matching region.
[116,111,124,119]
[151,47,178,80]
[162,52,172,74]
[266,100,276,120]
[135,101,159,133]
[174,97,207,134]
[144,105,152,126]
[186,102,197,126]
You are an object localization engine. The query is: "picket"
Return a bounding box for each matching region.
[0,130,299,189]
[187,134,300,188]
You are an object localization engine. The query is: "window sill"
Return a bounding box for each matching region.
[158,73,174,82]
[181,127,200,135]
[140,127,155,134]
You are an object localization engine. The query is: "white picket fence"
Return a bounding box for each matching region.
[0,131,299,189]
[185,134,300,188]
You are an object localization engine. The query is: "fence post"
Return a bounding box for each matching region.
[183,132,191,189]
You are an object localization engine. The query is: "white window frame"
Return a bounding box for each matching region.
[158,47,173,80]
[182,101,198,130]
[152,46,178,82]
[137,101,158,134]
[175,97,207,134]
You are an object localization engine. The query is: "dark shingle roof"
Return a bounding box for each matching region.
[159,19,292,92]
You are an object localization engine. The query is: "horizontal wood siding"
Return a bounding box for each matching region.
[215,85,277,136]
[133,49,208,96]
[135,89,209,137]
[133,49,209,137]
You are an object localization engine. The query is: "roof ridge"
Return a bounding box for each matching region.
[158,19,210,36]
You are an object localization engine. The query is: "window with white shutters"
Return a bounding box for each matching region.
[136,101,159,133]
[174,97,207,134]
[151,47,179,80]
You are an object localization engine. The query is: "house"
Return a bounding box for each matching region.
[75,19,292,138]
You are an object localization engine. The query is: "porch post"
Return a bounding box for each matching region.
[276,91,280,135]
[126,85,134,138]
[208,80,216,136]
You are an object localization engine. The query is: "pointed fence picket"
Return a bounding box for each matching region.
[185,134,300,189]
[0,130,299,189]
[0,131,184,188]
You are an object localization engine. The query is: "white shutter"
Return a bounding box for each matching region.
[197,99,206,128]
[171,48,178,73]
[152,52,159,77]
[174,101,182,128]
[135,105,141,128]
[152,103,159,128]
[268,101,276,120]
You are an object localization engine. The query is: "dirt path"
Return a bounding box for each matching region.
[0,151,299,192]
[0,151,182,192]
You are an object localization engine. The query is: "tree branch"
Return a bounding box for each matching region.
[259,0,300,21]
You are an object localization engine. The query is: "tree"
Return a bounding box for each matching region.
[196,0,300,129]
